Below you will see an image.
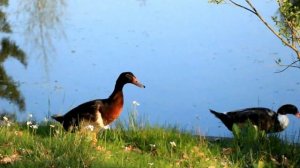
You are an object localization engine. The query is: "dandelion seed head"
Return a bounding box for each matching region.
[28,114,33,118]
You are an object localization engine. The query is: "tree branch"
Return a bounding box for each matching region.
[228,0,256,15]
[244,0,300,56]
[228,0,300,59]
[275,59,300,73]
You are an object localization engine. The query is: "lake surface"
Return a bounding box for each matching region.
[1,0,300,138]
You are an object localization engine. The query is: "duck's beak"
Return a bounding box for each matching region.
[132,77,145,88]
[296,112,300,118]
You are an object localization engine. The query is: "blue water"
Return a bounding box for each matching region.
[2,0,300,138]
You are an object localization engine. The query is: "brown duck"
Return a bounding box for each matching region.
[52,72,145,131]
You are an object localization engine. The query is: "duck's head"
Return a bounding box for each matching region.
[278,104,300,118]
[117,72,145,88]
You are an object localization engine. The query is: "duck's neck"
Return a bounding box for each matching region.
[105,82,125,124]
[109,81,125,101]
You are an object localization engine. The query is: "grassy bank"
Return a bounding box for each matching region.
[0,116,300,167]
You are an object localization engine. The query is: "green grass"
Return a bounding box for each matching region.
[0,117,300,167]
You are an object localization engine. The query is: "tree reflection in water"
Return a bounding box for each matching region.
[17,0,66,72]
[0,0,65,115]
[0,0,27,113]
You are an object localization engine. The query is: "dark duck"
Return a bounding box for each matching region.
[210,104,300,133]
[52,72,145,132]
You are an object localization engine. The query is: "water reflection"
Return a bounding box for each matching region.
[0,0,11,33]
[0,1,27,112]
[17,0,66,71]
[0,0,65,113]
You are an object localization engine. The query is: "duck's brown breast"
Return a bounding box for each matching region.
[101,91,124,125]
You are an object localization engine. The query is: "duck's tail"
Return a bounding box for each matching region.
[209,109,232,131]
[51,115,64,124]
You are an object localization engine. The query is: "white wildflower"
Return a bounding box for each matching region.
[149,144,156,148]
[86,125,94,131]
[170,141,176,147]
[103,125,110,130]
[26,121,32,126]
[55,130,60,134]
[3,116,8,121]
[132,100,140,106]
[30,124,38,129]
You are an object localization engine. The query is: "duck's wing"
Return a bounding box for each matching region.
[64,99,105,122]
[226,107,276,124]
